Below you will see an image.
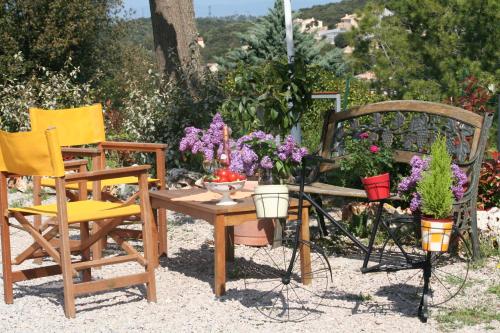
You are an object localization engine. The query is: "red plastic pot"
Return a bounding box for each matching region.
[362,173,390,201]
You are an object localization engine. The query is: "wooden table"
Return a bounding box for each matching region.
[149,188,311,296]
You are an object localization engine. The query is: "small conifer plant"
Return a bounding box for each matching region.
[417,136,454,219]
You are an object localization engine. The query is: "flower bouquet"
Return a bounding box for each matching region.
[340,132,393,201]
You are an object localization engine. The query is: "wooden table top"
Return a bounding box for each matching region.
[149,188,307,216]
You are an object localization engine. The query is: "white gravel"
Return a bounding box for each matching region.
[1,211,498,333]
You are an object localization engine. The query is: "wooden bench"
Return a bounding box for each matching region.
[289,100,494,258]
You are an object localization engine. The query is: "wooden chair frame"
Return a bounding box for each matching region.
[1,165,157,318]
[30,105,168,262]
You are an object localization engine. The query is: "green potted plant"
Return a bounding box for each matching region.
[417,136,454,251]
[340,132,393,200]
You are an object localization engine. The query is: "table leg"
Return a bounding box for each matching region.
[225,226,234,262]
[214,215,226,296]
[157,208,168,257]
[300,207,312,285]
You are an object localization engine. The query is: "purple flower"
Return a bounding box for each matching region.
[398,156,468,211]
[260,156,273,169]
[410,193,421,212]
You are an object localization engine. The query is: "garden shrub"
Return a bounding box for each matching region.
[302,69,387,152]
[0,53,95,132]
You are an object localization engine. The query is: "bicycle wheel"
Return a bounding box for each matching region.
[242,238,331,322]
[380,224,471,307]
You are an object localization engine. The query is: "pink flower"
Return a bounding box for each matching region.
[369,145,379,153]
[359,132,369,139]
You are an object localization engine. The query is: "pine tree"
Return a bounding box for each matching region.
[217,0,347,75]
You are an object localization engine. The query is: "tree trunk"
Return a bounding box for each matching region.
[148,0,201,83]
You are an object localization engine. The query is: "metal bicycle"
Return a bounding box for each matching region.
[242,157,471,323]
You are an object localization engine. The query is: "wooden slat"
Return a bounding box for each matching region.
[65,165,150,183]
[287,183,368,198]
[73,272,149,296]
[108,231,147,266]
[100,141,168,153]
[64,159,88,169]
[62,147,100,156]
[11,264,62,282]
[14,225,59,264]
[72,254,140,270]
[332,100,484,128]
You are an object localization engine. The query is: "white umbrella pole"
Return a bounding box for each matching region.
[283,0,301,143]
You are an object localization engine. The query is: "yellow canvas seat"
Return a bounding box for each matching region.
[40,176,159,191]
[10,200,141,224]
[29,104,168,259]
[0,128,157,318]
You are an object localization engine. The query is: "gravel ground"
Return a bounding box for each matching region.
[0,210,498,332]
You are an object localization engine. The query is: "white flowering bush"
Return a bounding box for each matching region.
[0,53,95,131]
[117,61,224,166]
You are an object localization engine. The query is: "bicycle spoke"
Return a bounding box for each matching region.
[431,271,454,298]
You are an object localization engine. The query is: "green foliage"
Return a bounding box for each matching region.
[349,0,499,99]
[220,57,314,137]
[197,16,257,63]
[297,0,369,28]
[340,133,393,178]
[0,0,122,82]
[417,136,454,218]
[218,0,347,74]
[334,33,349,49]
[301,73,387,151]
[0,54,95,131]
[117,61,224,167]
[436,307,500,330]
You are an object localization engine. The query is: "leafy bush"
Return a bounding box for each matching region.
[301,71,387,152]
[0,53,95,132]
[340,132,393,178]
[220,58,314,138]
[417,136,454,218]
[477,159,500,210]
[116,61,224,167]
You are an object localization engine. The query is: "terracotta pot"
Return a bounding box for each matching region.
[361,173,390,201]
[420,217,453,252]
[234,219,274,246]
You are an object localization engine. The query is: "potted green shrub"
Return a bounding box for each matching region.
[417,136,455,251]
[340,132,393,200]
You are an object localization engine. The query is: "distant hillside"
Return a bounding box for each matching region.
[122,1,370,63]
[122,16,256,63]
[196,16,257,63]
[297,0,369,28]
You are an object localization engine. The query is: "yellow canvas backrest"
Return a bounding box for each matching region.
[29,104,106,146]
[0,128,65,177]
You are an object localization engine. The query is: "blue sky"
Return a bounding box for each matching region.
[123,0,338,18]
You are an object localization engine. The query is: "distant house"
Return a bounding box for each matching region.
[294,17,327,35]
[336,14,359,31]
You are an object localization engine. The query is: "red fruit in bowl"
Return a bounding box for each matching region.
[218,176,229,183]
[228,172,239,182]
